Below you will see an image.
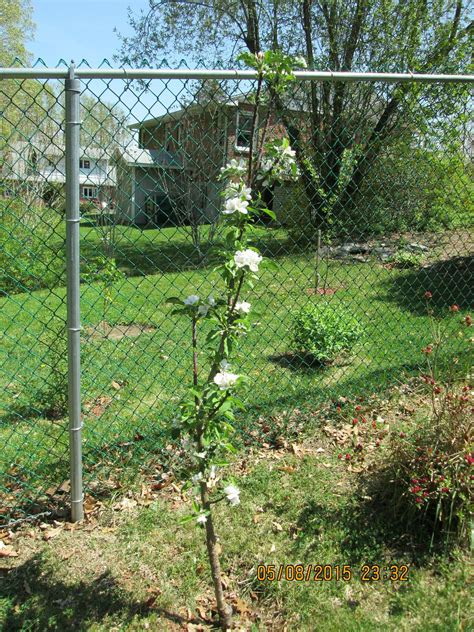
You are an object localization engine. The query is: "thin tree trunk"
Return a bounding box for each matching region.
[200,484,232,630]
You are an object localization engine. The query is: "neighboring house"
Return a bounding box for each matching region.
[1,139,116,205]
[114,95,293,226]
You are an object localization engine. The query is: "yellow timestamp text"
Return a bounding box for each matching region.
[256,564,409,582]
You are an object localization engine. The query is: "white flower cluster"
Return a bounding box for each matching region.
[183,294,217,317]
[257,139,299,186]
[234,249,262,272]
[234,300,251,314]
[222,182,252,216]
[213,370,239,390]
[223,197,249,215]
[224,485,240,506]
[294,56,308,68]
[195,484,240,524]
[219,158,247,180]
[191,465,217,486]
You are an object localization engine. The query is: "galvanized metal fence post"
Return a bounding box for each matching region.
[65,62,84,522]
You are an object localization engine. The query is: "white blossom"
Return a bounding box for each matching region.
[223,197,249,215]
[224,485,240,506]
[234,249,262,272]
[225,183,252,201]
[196,513,207,525]
[220,359,231,371]
[220,158,247,176]
[295,56,308,68]
[235,300,251,314]
[280,144,296,159]
[198,304,210,317]
[184,294,199,306]
[213,371,239,390]
[191,472,203,484]
[207,295,216,306]
[209,465,218,480]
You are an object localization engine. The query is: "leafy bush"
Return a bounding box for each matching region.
[0,197,65,294]
[389,250,425,268]
[282,144,473,240]
[80,200,98,215]
[354,303,473,546]
[357,145,473,235]
[388,383,472,544]
[291,302,362,363]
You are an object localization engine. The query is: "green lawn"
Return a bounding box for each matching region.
[0,421,470,631]
[1,223,472,519]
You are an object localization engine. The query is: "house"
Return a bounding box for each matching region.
[114,95,293,226]
[1,139,116,206]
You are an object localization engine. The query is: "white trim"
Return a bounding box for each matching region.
[235,110,254,152]
[131,166,136,221]
[82,186,97,199]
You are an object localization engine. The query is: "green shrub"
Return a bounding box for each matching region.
[0,197,65,294]
[359,305,473,546]
[389,250,425,268]
[291,302,362,363]
[80,200,98,215]
[357,145,473,235]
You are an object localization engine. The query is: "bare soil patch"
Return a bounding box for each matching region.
[85,322,157,340]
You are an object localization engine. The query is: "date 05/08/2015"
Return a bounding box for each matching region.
[257,564,409,582]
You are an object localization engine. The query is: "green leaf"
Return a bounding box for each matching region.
[261,207,276,220]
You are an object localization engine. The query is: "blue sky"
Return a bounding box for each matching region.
[29,0,170,121]
[30,0,148,67]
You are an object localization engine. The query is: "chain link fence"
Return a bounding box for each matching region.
[1,62,473,526]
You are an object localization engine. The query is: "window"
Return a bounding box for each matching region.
[82,186,97,199]
[235,110,254,150]
[165,122,181,152]
[79,159,90,169]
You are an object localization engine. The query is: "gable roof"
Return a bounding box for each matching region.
[116,145,183,169]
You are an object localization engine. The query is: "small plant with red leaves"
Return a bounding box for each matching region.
[383,297,473,544]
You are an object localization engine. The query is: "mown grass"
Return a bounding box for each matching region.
[0,423,471,630]
[1,223,472,518]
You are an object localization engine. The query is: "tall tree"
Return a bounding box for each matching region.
[0,0,35,66]
[0,1,58,152]
[117,1,472,231]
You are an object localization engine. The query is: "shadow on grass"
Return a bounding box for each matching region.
[268,352,327,373]
[379,255,473,315]
[80,229,308,277]
[1,552,209,631]
[295,494,434,565]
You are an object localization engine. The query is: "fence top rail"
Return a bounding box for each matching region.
[0,67,473,83]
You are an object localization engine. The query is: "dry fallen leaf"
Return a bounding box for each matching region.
[278,465,296,474]
[232,597,251,616]
[113,497,137,511]
[272,521,283,532]
[111,381,122,391]
[43,527,62,541]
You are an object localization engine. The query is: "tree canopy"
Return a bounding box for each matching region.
[117,1,473,233]
[117,0,472,73]
[0,0,35,66]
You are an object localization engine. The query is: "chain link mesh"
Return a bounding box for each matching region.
[1,61,472,525]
